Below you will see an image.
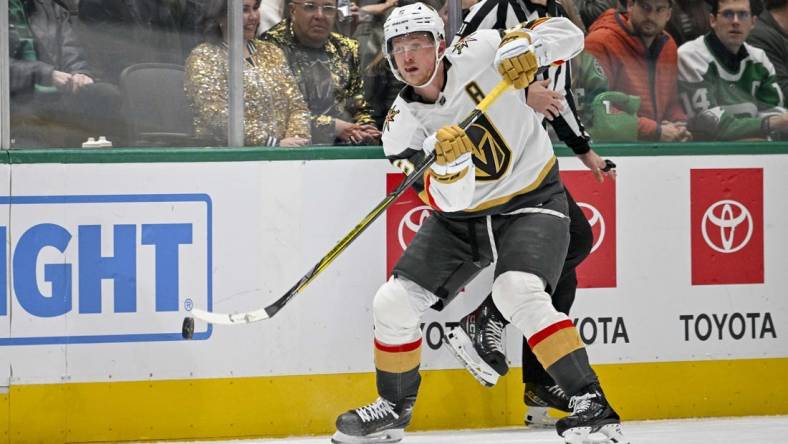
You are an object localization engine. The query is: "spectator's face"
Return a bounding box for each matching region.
[289,0,338,48]
[391,32,438,86]
[243,0,261,41]
[628,0,672,38]
[711,0,754,52]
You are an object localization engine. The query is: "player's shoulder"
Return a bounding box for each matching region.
[446,29,499,62]
[381,96,422,155]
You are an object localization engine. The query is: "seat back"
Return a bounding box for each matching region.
[120,63,195,147]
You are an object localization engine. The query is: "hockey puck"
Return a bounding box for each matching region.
[601,159,617,172]
[182,317,195,340]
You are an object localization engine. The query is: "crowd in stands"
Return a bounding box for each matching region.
[6,0,788,147]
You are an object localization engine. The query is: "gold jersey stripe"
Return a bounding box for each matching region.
[466,155,556,213]
[532,325,584,368]
[429,165,471,184]
[524,16,551,30]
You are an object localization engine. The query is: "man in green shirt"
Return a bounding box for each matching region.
[678,0,788,139]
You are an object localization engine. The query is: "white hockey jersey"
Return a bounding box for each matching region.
[382,18,583,218]
[456,0,592,154]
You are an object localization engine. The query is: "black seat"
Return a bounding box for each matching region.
[119,63,197,147]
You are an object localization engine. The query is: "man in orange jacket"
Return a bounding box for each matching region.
[585,0,692,141]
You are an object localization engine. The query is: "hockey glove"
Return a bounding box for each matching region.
[494,30,538,89]
[434,125,474,166]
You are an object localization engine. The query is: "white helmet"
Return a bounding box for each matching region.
[383,2,446,87]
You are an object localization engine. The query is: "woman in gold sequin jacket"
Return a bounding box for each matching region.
[184,0,311,147]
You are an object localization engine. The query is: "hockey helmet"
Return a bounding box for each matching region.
[383,2,446,87]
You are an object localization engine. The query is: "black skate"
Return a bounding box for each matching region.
[331,396,415,444]
[444,297,509,387]
[556,385,629,444]
[524,383,571,427]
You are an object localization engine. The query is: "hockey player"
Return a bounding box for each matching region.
[331,3,626,444]
[444,0,614,428]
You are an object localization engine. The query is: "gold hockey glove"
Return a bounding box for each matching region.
[495,30,538,89]
[434,125,474,166]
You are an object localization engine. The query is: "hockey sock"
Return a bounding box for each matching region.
[528,319,598,396]
[374,338,422,402]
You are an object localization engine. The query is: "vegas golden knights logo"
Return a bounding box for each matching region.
[383,106,400,132]
[466,113,511,181]
[463,81,511,181]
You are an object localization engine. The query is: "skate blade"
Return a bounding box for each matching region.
[561,423,628,444]
[524,406,558,428]
[331,428,404,444]
[444,327,499,387]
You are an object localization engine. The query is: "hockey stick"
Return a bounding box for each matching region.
[181,79,512,338]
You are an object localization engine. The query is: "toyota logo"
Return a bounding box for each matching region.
[701,200,753,253]
[578,202,605,253]
[398,205,433,250]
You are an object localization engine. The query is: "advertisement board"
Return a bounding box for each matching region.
[0,156,783,386]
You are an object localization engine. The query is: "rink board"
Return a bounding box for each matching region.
[0,145,785,442]
[1,359,787,443]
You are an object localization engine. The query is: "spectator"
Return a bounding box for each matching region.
[666,0,711,45]
[77,0,187,83]
[170,0,213,58]
[575,0,618,29]
[568,51,641,141]
[678,0,788,139]
[259,0,286,32]
[586,0,692,141]
[354,0,399,73]
[260,0,381,144]
[184,0,311,146]
[8,0,123,148]
[364,52,404,129]
[748,0,788,96]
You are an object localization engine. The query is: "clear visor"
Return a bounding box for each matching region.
[385,32,441,87]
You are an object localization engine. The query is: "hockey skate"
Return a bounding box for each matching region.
[444,297,509,387]
[556,384,628,444]
[524,383,571,427]
[332,396,415,444]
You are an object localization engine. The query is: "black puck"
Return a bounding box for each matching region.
[182,316,195,339]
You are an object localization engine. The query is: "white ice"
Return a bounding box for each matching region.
[154,416,788,444]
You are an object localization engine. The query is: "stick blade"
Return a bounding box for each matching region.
[190,307,271,325]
